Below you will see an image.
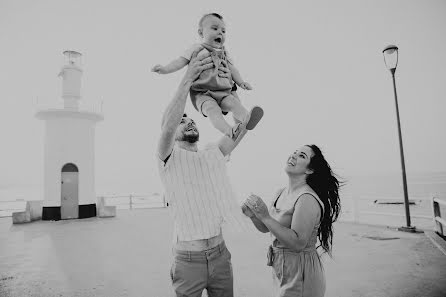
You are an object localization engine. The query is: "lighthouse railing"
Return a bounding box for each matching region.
[35,98,104,115]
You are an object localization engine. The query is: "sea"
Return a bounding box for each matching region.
[2,171,446,229]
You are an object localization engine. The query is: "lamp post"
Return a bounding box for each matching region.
[382,45,416,232]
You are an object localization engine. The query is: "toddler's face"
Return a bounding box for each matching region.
[199,16,226,49]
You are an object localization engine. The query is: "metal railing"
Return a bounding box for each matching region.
[338,195,435,229]
[1,195,442,231]
[0,200,27,218]
[100,194,167,209]
[0,195,167,218]
[432,197,446,236]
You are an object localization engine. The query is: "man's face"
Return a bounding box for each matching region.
[175,117,199,143]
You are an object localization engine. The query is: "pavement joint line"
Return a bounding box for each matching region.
[425,231,446,257]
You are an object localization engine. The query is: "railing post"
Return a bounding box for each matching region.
[432,197,443,236]
[352,196,359,223]
[129,194,133,210]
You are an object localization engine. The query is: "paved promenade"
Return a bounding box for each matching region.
[1,208,445,297]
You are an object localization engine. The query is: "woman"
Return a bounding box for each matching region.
[242,145,341,297]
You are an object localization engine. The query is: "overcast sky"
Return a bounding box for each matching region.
[0,0,445,198]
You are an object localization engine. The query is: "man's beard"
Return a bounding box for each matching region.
[178,132,199,143]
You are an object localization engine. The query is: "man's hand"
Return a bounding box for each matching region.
[183,48,213,84]
[218,61,231,78]
[151,64,165,74]
[239,82,253,90]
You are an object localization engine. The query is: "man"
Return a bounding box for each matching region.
[157,48,262,297]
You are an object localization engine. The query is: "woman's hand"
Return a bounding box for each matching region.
[241,203,255,218]
[183,47,214,83]
[245,194,270,221]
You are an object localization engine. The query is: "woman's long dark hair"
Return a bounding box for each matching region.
[305,145,342,256]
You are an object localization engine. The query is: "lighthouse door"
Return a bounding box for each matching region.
[61,163,79,219]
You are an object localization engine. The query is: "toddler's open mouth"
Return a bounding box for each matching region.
[214,37,222,44]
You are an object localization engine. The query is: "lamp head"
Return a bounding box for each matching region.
[383,45,398,73]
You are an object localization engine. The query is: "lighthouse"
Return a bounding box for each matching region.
[36,51,103,220]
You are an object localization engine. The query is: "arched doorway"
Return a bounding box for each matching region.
[61,163,79,219]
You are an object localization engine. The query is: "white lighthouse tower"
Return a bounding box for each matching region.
[36,51,103,220]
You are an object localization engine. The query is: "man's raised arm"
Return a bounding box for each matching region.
[157,48,213,161]
[218,122,248,157]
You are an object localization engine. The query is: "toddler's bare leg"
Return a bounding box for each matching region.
[220,95,249,123]
[202,100,232,137]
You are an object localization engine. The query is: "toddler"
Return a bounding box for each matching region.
[152,13,263,141]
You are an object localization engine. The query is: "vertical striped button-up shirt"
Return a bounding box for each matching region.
[158,144,241,241]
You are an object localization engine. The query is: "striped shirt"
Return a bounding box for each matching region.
[158,144,244,241]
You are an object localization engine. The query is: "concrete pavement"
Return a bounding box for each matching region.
[0,208,445,297]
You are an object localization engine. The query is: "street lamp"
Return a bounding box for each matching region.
[382,45,416,232]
